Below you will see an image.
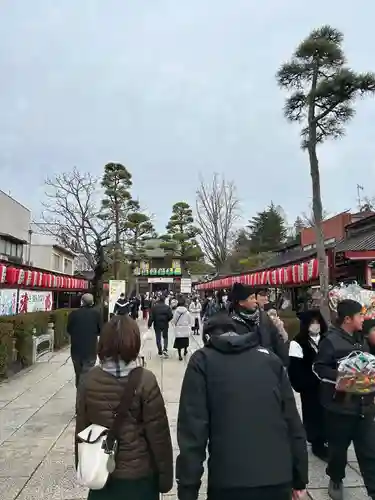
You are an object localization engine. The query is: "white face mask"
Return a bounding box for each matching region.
[309,323,320,336]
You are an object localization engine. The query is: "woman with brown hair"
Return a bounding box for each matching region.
[75,315,173,500]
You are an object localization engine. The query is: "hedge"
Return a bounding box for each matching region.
[0,308,75,378]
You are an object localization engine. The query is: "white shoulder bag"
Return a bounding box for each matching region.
[76,367,143,490]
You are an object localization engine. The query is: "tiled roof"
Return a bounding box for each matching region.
[335,231,375,252]
[142,239,166,259]
[252,240,338,271]
[260,247,316,269]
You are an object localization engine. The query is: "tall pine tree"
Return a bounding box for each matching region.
[161,202,202,274]
[101,162,137,278]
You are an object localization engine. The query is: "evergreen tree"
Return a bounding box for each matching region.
[277,25,375,321]
[124,212,156,263]
[224,229,270,273]
[247,203,287,253]
[101,162,137,278]
[161,202,202,273]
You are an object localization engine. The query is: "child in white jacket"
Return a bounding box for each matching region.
[173,297,192,360]
[189,297,202,335]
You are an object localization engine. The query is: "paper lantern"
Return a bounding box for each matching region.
[30,271,37,287]
[42,274,47,288]
[6,267,16,284]
[312,258,319,280]
[0,264,6,283]
[37,272,43,287]
[42,273,52,288]
[15,268,25,285]
[24,270,32,286]
[305,258,319,281]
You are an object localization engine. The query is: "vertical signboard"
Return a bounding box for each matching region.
[180,278,192,294]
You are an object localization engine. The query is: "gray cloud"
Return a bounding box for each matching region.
[1,0,375,229]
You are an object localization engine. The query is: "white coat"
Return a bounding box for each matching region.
[189,301,202,320]
[172,306,192,338]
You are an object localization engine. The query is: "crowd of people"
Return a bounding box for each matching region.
[67,284,375,500]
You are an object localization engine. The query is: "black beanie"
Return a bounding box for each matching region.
[231,283,256,303]
[337,299,363,321]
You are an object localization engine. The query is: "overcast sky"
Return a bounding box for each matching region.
[1,1,375,231]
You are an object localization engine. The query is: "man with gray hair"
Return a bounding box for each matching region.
[67,293,101,388]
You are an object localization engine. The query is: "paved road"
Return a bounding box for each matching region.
[0,324,368,499]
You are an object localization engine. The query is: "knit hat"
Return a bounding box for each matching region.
[231,283,256,303]
[337,299,363,321]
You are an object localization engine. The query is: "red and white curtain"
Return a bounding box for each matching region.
[196,258,319,290]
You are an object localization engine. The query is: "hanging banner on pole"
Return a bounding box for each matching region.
[109,280,126,319]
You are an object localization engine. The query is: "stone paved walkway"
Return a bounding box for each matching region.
[0,324,368,499]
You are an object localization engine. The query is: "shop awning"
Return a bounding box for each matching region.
[196,257,319,290]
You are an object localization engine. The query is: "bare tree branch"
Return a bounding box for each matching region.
[196,173,240,270]
[37,167,111,270]
[302,202,330,227]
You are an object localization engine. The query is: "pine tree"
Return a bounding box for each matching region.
[101,162,137,278]
[247,203,287,253]
[161,202,202,273]
[124,212,156,263]
[277,25,375,321]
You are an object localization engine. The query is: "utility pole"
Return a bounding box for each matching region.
[357,184,364,210]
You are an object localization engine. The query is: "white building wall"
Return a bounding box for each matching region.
[29,244,75,274]
[29,245,52,270]
[0,190,31,242]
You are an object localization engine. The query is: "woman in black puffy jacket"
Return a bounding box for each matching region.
[288,309,328,461]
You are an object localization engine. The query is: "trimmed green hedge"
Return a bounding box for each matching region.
[51,308,72,350]
[0,308,75,378]
[0,322,13,377]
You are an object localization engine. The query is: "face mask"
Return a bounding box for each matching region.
[309,324,320,336]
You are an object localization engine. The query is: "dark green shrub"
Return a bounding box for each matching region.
[51,308,74,349]
[0,322,14,377]
[12,312,50,366]
[0,309,75,369]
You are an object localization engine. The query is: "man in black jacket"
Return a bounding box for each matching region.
[113,293,129,316]
[227,283,289,366]
[148,295,173,357]
[314,299,375,500]
[67,293,101,388]
[176,314,308,500]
